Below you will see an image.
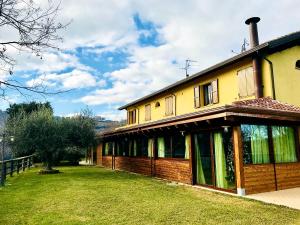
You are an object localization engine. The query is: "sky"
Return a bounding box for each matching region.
[0,0,299,120]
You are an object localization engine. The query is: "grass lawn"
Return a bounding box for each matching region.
[0,166,299,225]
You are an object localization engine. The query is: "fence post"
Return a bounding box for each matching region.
[10,160,14,177]
[27,157,30,169]
[17,159,20,174]
[3,162,6,181]
[0,162,4,186]
[22,158,25,172]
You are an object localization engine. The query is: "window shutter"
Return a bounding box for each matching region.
[246,67,255,96]
[238,70,247,97]
[212,79,219,104]
[194,86,200,108]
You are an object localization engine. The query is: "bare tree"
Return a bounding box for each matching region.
[0,0,69,98]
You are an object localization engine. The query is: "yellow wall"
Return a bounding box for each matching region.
[120,45,300,127]
[262,46,300,106]
[125,58,253,126]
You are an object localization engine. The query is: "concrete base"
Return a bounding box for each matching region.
[237,188,246,196]
[246,187,300,210]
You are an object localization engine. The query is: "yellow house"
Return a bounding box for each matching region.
[97,17,300,195]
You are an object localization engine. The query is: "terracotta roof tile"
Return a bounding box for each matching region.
[232,97,300,112]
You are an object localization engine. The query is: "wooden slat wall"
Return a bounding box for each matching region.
[244,164,276,194]
[276,163,300,190]
[115,157,152,176]
[102,156,112,168]
[155,159,191,184]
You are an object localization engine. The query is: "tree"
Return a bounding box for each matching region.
[0,0,69,97]
[10,107,65,170]
[6,105,96,170]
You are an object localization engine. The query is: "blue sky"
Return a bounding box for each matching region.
[1,0,300,120]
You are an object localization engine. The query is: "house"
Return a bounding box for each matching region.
[96,17,300,195]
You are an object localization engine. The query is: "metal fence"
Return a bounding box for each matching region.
[0,155,34,186]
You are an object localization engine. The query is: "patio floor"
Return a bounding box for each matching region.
[246,188,300,210]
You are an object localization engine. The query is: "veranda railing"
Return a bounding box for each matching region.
[0,155,34,186]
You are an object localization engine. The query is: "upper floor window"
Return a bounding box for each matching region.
[145,104,151,121]
[194,86,200,108]
[128,109,136,125]
[237,67,254,98]
[165,96,174,116]
[203,79,218,106]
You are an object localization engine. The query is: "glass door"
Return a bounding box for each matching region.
[193,130,236,191]
[193,132,213,186]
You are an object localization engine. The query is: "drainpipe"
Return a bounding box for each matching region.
[263,57,276,100]
[245,17,263,98]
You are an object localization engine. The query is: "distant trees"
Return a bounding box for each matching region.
[6,103,96,171]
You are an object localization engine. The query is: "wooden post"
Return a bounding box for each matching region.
[22,158,25,171]
[186,134,193,185]
[96,143,103,165]
[233,126,245,196]
[16,159,20,174]
[10,160,13,177]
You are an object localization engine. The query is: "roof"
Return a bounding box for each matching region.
[101,97,300,138]
[119,31,300,110]
[232,97,300,113]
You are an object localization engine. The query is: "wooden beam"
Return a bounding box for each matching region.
[233,126,245,196]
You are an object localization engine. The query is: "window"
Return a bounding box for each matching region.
[203,80,218,106]
[145,104,151,121]
[103,142,114,156]
[136,137,148,157]
[155,102,160,107]
[203,83,213,106]
[128,109,136,125]
[296,60,300,70]
[165,96,174,116]
[272,126,297,163]
[194,86,200,108]
[241,124,299,164]
[241,125,270,164]
[157,133,186,158]
[237,67,254,98]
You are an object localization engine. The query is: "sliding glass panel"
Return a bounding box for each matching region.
[157,137,165,158]
[272,126,297,163]
[214,130,235,190]
[173,133,185,158]
[185,135,191,159]
[193,133,213,185]
[136,137,148,157]
[164,136,172,157]
[241,125,270,164]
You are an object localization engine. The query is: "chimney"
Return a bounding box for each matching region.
[245,17,263,98]
[245,17,260,48]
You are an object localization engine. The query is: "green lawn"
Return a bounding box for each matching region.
[0,166,299,225]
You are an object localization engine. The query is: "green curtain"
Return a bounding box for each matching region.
[158,137,165,158]
[194,135,206,184]
[214,132,228,189]
[185,135,190,159]
[104,143,109,155]
[147,138,153,157]
[250,125,270,164]
[129,140,133,156]
[272,126,297,163]
[133,140,137,157]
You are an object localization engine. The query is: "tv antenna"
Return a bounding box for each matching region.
[231,38,249,54]
[181,59,197,77]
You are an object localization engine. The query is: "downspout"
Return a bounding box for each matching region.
[263,57,276,100]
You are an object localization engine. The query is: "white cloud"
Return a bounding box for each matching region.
[26,69,102,89]
[2,0,300,117]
